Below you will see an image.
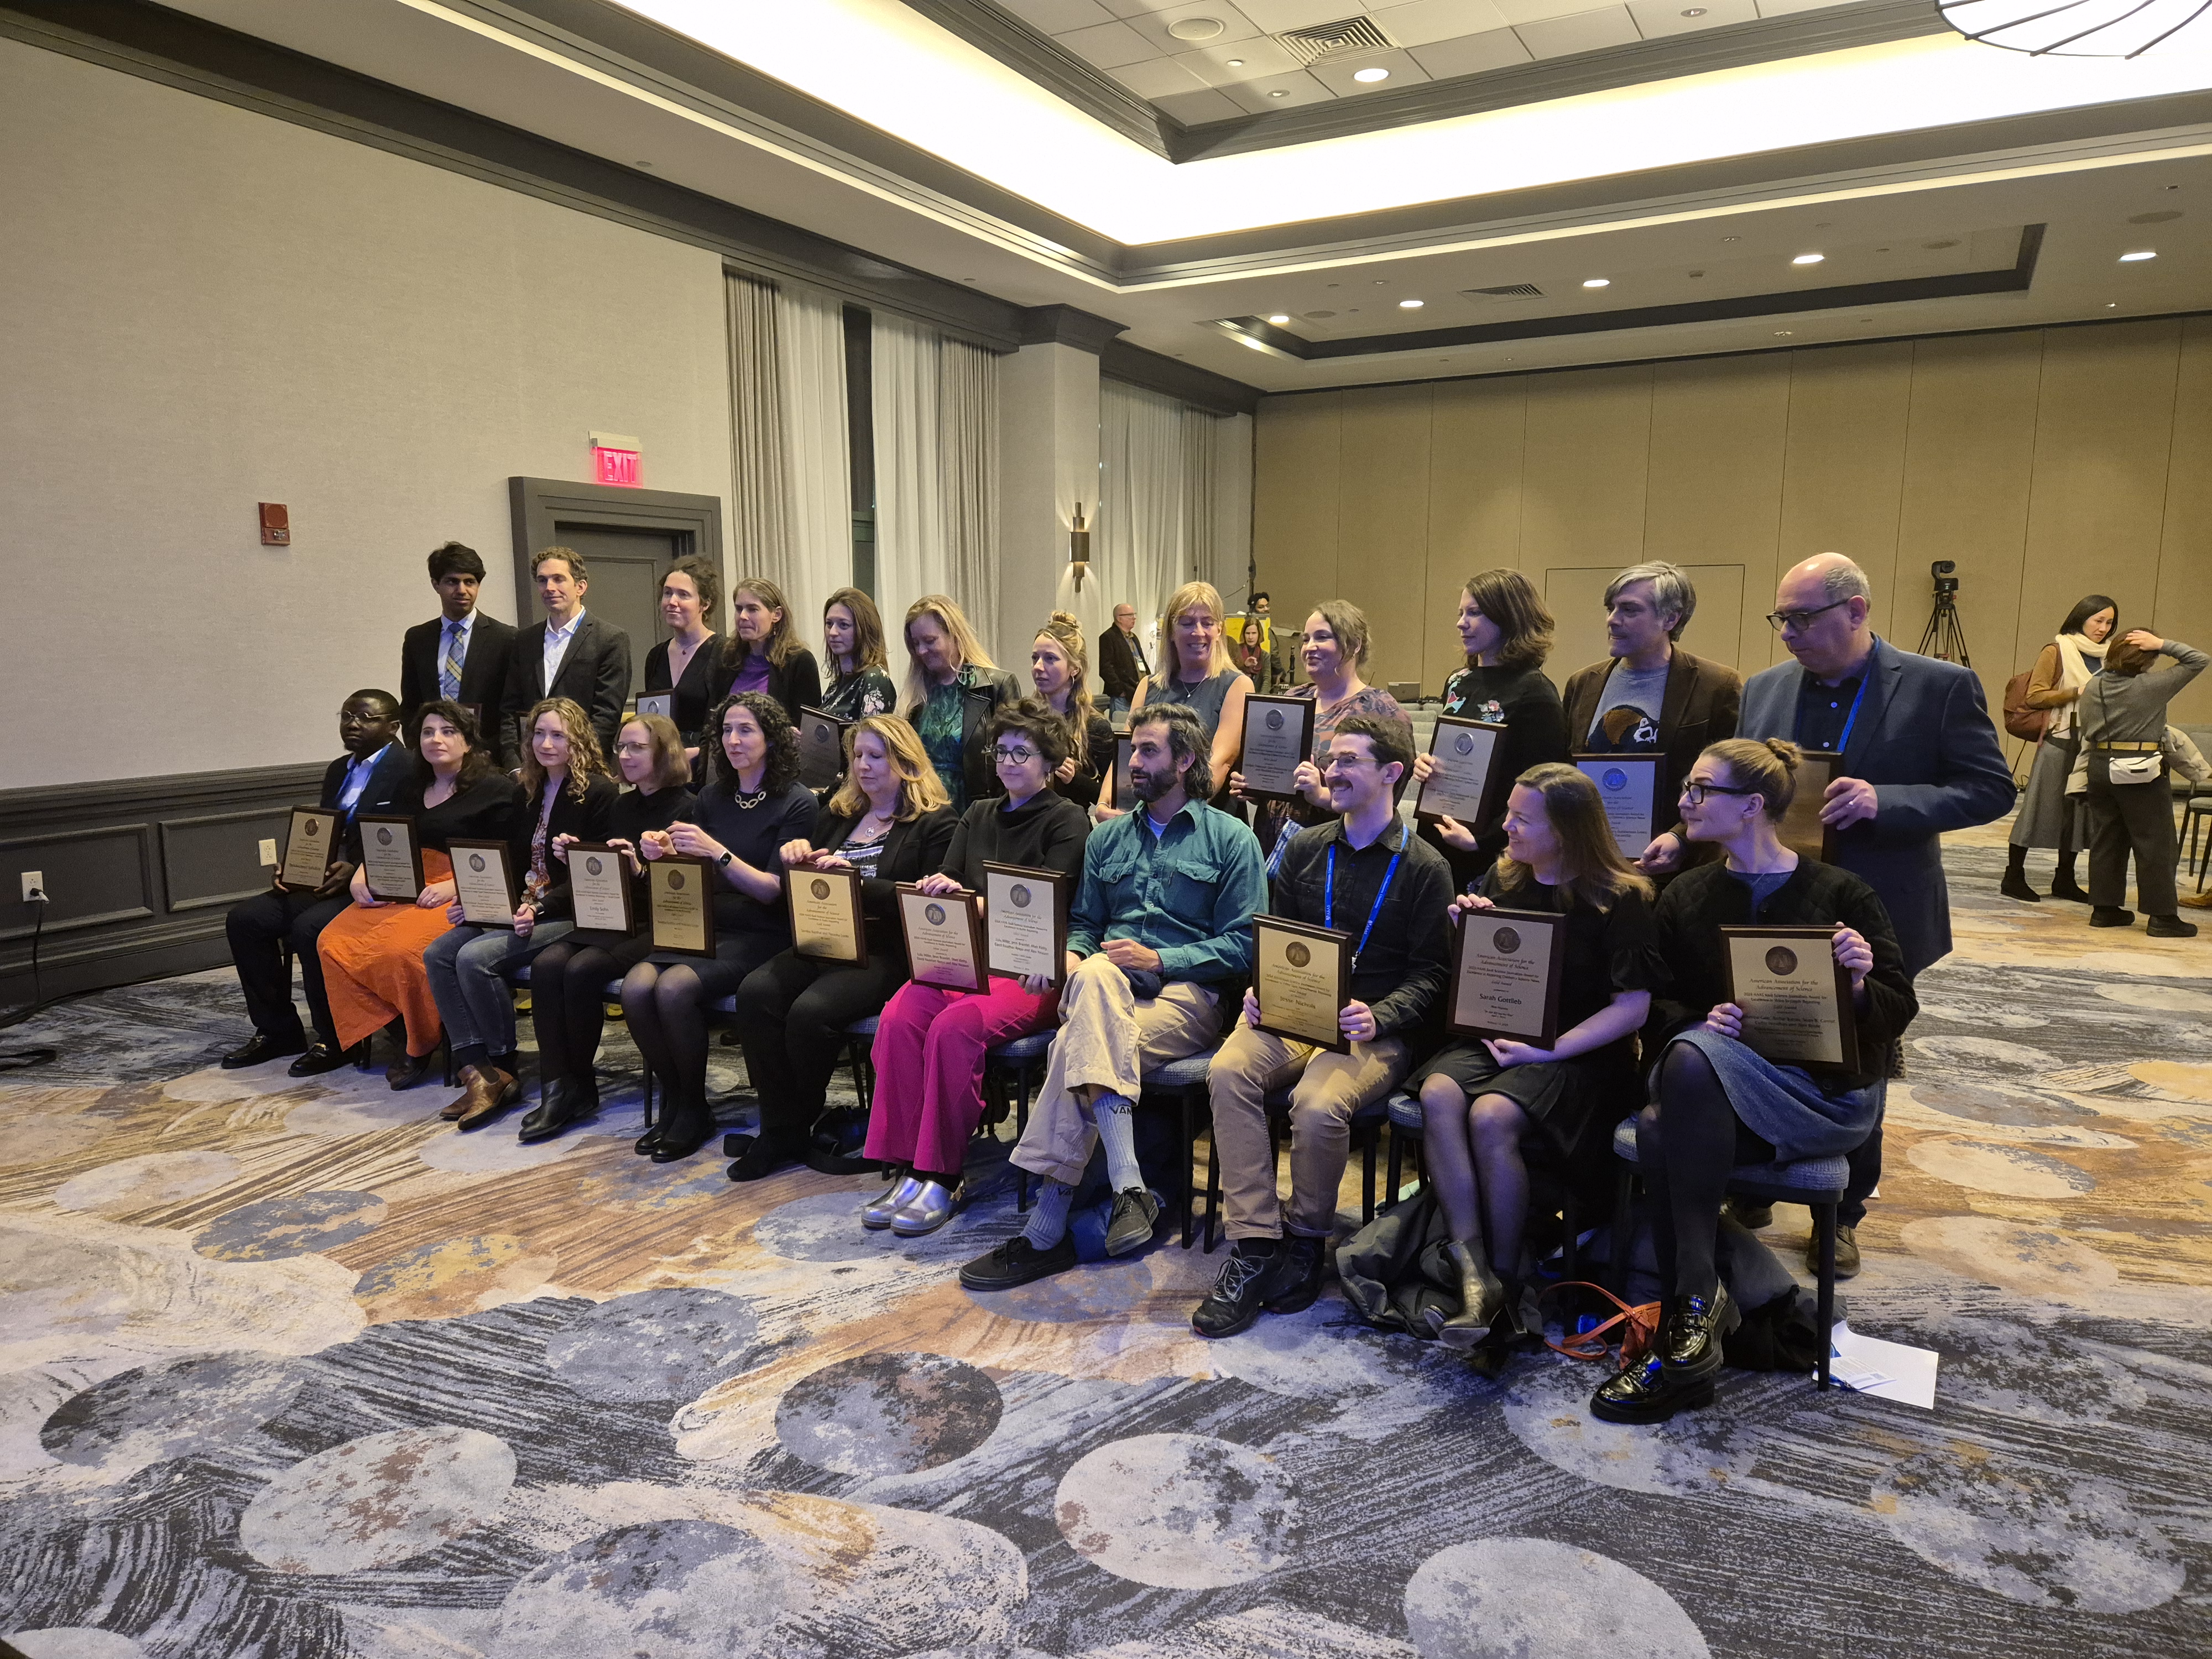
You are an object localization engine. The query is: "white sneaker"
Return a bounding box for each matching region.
[861,1175,923,1229]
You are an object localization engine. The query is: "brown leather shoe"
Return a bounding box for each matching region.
[2180,890,2212,910]
[452,1065,520,1131]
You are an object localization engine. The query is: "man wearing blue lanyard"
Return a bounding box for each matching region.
[1193,714,1455,1337]
[1642,552,2012,1276]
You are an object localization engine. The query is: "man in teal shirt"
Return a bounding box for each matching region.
[961,703,1266,1291]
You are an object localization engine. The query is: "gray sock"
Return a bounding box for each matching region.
[1024,1180,1078,1249]
[1094,1092,1144,1193]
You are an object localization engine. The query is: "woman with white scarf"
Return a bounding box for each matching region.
[2003,595,2116,904]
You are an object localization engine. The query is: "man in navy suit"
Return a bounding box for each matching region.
[500,547,631,759]
[1642,552,2013,1274]
[221,690,415,1075]
[400,542,517,760]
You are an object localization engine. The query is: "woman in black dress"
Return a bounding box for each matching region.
[625,692,817,1161]
[641,556,722,766]
[514,712,695,1145]
[1412,764,1665,1353]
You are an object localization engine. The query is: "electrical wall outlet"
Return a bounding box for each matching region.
[21,871,45,902]
[259,839,280,867]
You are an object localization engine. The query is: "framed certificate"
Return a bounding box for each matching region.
[567,843,635,934]
[1251,914,1352,1055]
[1239,695,1316,802]
[649,855,718,957]
[634,690,675,724]
[796,707,850,791]
[1778,752,1839,864]
[897,884,985,992]
[278,806,337,891]
[449,839,519,926]
[1721,925,1860,1071]
[1109,732,1134,811]
[1575,754,1665,859]
[791,865,868,965]
[983,862,1068,985]
[1415,717,1507,826]
[1448,906,1568,1047]
[357,815,424,902]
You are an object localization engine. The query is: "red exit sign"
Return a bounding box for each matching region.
[590,431,641,488]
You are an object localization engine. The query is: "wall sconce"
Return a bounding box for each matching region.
[1068,503,1091,589]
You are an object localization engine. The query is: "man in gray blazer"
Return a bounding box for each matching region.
[499,546,632,759]
[1643,552,2014,1275]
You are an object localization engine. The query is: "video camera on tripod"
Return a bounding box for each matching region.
[1919,560,1969,666]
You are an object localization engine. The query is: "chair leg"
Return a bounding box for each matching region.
[1606,1168,1636,1303]
[1015,1066,1034,1213]
[1204,1130,1222,1253]
[1816,1199,1837,1390]
[441,1033,455,1088]
[1178,1087,1198,1249]
[642,1065,655,1130]
[1360,1124,1378,1224]
[1386,1128,1405,1211]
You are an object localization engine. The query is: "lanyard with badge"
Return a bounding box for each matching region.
[1325,824,1407,972]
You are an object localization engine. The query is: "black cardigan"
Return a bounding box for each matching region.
[1644,858,1916,1091]
[512,774,618,911]
[939,790,1091,890]
[538,783,693,931]
[1053,712,1120,810]
[810,800,959,964]
[350,770,522,860]
[709,645,823,731]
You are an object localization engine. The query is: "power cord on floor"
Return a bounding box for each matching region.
[1,894,60,1070]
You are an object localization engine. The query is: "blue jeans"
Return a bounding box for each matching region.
[423,920,572,1058]
[1107,696,1133,720]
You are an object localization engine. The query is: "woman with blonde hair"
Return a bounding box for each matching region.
[1232,598,1401,857]
[1031,612,1117,807]
[514,712,696,1144]
[1411,763,1665,1355]
[901,593,1022,811]
[725,716,959,1180]
[1124,580,1251,811]
[712,575,822,728]
[820,586,896,723]
[1592,738,1913,1426]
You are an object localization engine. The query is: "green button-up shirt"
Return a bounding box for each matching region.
[1067,798,1265,987]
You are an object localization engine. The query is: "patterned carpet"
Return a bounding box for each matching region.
[3,820,2210,1658]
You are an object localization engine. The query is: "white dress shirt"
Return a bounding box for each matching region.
[337,742,395,817]
[541,609,587,691]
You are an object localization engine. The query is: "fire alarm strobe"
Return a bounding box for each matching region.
[259,503,290,545]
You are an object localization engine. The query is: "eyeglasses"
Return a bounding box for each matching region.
[1765,598,1852,633]
[989,745,1037,765]
[1681,781,1758,806]
[614,742,652,755]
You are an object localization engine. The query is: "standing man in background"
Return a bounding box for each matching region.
[1640,552,2013,1277]
[1099,602,1150,720]
[401,542,516,760]
[501,547,632,759]
[1249,591,1296,689]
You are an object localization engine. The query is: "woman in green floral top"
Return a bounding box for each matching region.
[899,594,1020,811]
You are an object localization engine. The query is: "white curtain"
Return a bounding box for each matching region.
[872,312,1000,655]
[1100,379,1219,638]
[724,272,850,630]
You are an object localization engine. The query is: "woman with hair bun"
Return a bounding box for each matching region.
[1590,737,1916,1427]
[1030,612,1117,807]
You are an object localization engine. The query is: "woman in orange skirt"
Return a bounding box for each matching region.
[320,702,523,1088]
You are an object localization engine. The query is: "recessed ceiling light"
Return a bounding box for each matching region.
[2129,210,2182,223]
[2119,249,2157,262]
[1305,310,1335,318]
[1721,235,1742,242]
[1225,58,1244,66]
[1687,269,1705,278]
[1924,239,1958,249]
[1269,89,1288,97]
[1266,314,1290,324]
[2107,302,2119,308]
[1353,66,1390,82]
[1774,330,1793,336]
[1399,299,1423,309]
[1792,253,1825,265]
[1583,278,1610,288]
[1681,6,1706,13]
[1169,16,1225,40]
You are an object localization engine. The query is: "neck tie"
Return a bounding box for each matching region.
[440,621,464,700]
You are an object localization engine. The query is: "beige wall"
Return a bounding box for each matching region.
[1253,318,2212,726]
[0,39,734,789]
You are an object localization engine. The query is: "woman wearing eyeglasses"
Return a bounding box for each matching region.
[1590,738,1914,1427]
[859,698,1091,1236]
[723,717,957,1183]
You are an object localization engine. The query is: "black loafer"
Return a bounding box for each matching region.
[222,1031,306,1070]
[286,1043,348,1078]
[1190,1242,1280,1338]
[386,1049,436,1091]
[1661,1284,1735,1380]
[724,1133,802,1182]
[1590,1355,1714,1425]
[958,1234,1077,1291]
[650,1112,714,1163]
[1261,1234,1327,1314]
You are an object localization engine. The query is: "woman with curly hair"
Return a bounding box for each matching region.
[427,696,617,1128]
[627,691,819,1160]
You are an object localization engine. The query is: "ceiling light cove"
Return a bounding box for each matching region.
[2119,249,2158,260]
[1792,253,1827,264]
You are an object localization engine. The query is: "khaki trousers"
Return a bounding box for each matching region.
[1208,1019,1408,1241]
[1010,953,1220,1188]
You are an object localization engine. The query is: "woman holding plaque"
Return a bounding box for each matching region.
[625,692,818,1161]
[642,557,723,764]
[425,698,615,1129]
[1123,580,1250,813]
[818,587,897,724]
[1232,600,1401,858]
[1590,738,1914,1426]
[723,717,957,1181]
[1411,764,1665,1354]
[1031,613,1116,809]
[862,700,1091,1236]
[1416,570,1568,891]
[709,577,822,729]
[319,702,523,1088]
[521,712,696,1142]
[900,594,1022,813]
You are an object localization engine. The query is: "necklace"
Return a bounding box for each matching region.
[733,785,768,810]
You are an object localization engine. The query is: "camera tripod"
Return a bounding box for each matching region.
[1918,567,1971,667]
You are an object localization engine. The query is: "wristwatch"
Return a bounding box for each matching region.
[716,851,734,869]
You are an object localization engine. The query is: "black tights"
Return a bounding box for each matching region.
[623,962,716,1133]
[531,937,644,1082]
[1640,1042,1774,1302]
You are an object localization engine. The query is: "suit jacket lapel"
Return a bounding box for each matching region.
[1658,648,1695,736]
[1843,637,1901,775]
[1569,659,1615,747]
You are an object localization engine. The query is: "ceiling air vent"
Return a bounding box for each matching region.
[1277,16,1396,64]
[1466,283,1545,299]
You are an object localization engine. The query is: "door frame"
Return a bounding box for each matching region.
[507,477,725,625]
